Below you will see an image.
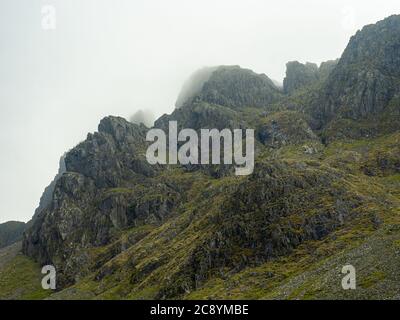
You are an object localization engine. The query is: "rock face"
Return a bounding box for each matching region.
[318,59,339,79]
[199,66,283,109]
[283,61,319,94]
[257,111,319,148]
[283,60,338,94]
[314,14,400,124]
[156,101,244,134]
[22,116,178,285]
[22,69,321,289]
[175,67,218,108]
[0,221,26,249]
[65,116,155,188]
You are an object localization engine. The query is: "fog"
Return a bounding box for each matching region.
[129,110,155,128]
[175,67,218,108]
[1,0,399,223]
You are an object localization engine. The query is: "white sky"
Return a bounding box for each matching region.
[0,0,399,223]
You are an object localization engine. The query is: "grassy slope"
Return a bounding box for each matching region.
[187,133,400,299]
[1,131,399,300]
[0,242,51,300]
[49,131,400,300]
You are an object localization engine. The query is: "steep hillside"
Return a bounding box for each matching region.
[22,131,400,300]
[0,15,398,300]
[0,242,50,300]
[314,14,400,128]
[282,60,338,94]
[176,65,283,110]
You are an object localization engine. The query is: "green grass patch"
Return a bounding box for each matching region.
[0,254,51,300]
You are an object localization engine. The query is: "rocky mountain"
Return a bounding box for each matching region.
[283,61,319,94]
[283,60,338,94]
[177,65,283,110]
[175,66,218,109]
[313,15,400,127]
[1,15,400,300]
[0,221,26,249]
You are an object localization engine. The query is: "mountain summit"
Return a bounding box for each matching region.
[315,14,400,124]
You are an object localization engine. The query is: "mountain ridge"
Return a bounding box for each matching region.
[1,14,400,300]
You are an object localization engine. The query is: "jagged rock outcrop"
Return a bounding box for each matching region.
[283,60,338,95]
[314,15,400,124]
[17,15,400,300]
[155,101,244,132]
[177,66,283,110]
[318,59,339,79]
[283,61,319,94]
[257,111,319,148]
[65,116,157,188]
[156,161,366,298]
[22,116,178,286]
[200,66,283,109]
[175,67,218,108]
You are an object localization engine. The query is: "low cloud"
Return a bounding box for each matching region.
[129,109,156,128]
